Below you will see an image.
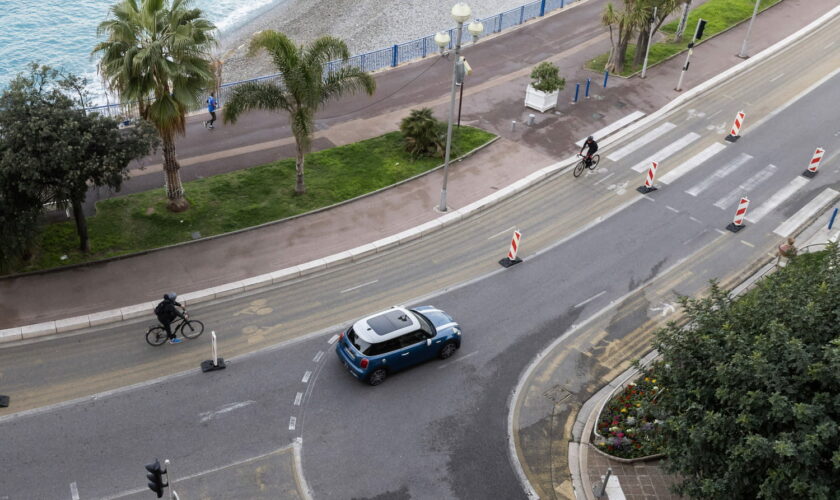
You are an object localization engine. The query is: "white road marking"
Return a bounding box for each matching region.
[438,350,479,369]
[715,228,728,235]
[631,132,702,173]
[576,110,646,146]
[70,482,80,500]
[707,109,723,120]
[301,371,311,384]
[650,302,676,316]
[770,72,785,82]
[327,334,339,345]
[660,143,727,184]
[594,172,615,185]
[685,153,753,197]
[607,122,677,161]
[574,291,606,309]
[294,392,303,406]
[746,176,810,222]
[773,189,840,237]
[313,351,324,363]
[641,194,656,202]
[289,416,297,431]
[740,240,755,248]
[689,216,703,224]
[682,229,708,245]
[748,67,840,135]
[199,401,256,423]
[605,475,627,499]
[666,205,680,213]
[488,226,516,240]
[340,280,378,293]
[714,164,777,209]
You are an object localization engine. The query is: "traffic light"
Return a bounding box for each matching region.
[694,19,707,40]
[145,459,168,498]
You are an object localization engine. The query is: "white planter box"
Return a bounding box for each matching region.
[524,84,559,113]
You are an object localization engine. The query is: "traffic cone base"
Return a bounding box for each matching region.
[499,257,522,268]
[725,134,740,143]
[637,185,658,194]
[801,169,818,178]
[726,222,745,233]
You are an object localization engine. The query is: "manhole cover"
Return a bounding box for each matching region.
[543,385,572,403]
[591,112,604,120]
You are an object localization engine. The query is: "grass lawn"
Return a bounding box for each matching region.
[17,126,495,274]
[586,0,782,76]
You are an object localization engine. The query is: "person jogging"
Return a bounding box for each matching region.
[204,92,217,129]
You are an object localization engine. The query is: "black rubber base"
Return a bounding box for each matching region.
[201,358,227,372]
[499,257,522,268]
[725,134,740,143]
[0,395,9,408]
[726,222,745,233]
[802,170,817,178]
[636,186,658,194]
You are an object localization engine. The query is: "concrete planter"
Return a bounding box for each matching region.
[524,84,559,112]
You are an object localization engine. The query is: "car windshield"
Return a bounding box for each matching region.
[410,310,435,337]
[347,327,375,355]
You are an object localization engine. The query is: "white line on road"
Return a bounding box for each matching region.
[576,110,646,146]
[714,164,777,209]
[707,109,723,120]
[659,142,727,184]
[340,280,378,293]
[327,334,339,345]
[770,72,786,83]
[70,482,80,500]
[740,240,755,248]
[689,216,703,224]
[607,122,677,161]
[301,371,311,384]
[594,172,615,185]
[289,416,297,431]
[715,229,728,235]
[294,392,303,406]
[685,153,753,197]
[488,226,516,240]
[313,351,324,363]
[199,401,256,423]
[746,176,810,222]
[748,66,840,135]
[438,350,479,368]
[631,133,701,173]
[773,188,840,237]
[574,291,607,309]
[666,205,680,213]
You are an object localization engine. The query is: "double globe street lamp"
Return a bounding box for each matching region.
[434,3,484,212]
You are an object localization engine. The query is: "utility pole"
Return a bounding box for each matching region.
[738,0,761,58]
[675,18,707,91]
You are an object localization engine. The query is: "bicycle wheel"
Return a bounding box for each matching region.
[573,160,586,177]
[145,326,167,346]
[180,319,205,339]
[588,154,601,170]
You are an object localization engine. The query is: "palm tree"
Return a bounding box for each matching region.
[223,31,376,194]
[93,0,217,212]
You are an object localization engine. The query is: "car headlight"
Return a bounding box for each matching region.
[453,326,461,336]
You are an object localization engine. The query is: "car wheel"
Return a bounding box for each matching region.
[439,342,457,360]
[368,368,387,386]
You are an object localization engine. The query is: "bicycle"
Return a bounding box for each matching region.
[146,313,205,346]
[573,153,600,177]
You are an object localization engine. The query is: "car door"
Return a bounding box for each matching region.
[395,330,434,369]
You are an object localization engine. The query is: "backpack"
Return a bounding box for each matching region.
[154,301,166,316]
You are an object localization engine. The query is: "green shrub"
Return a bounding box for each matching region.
[530,62,565,93]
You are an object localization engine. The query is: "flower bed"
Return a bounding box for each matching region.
[593,364,668,459]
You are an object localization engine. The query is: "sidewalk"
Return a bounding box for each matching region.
[1,0,835,330]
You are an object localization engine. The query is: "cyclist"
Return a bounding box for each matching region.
[580,136,599,167]
[154,292,186,344]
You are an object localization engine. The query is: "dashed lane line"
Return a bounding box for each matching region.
[301,371,311,384]
[574,291,607,309]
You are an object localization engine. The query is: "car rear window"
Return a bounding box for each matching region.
[347,328,374,355]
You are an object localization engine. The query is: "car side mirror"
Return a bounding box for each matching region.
[426,339,432,346]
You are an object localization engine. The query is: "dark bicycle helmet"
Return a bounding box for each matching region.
[586,135,594,142]
[164,292,177,301]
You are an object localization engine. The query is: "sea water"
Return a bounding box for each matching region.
[0,0,282,100]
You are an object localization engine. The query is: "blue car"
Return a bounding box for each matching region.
[335,306,462,386]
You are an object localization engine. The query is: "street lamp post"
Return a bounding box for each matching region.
[436,3,477,212]
[737,0,761,59]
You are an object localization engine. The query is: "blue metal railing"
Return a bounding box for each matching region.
[88,0,581,118]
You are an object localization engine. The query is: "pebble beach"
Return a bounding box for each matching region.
[218,0,530,84]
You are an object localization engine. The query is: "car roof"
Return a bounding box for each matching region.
[353,307,420,344]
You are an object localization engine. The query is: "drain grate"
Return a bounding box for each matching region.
[543,385,573,403]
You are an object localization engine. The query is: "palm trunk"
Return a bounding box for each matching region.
[161,131,189,211]
[71,198,90,253]
[633,27,649,67]
[605,26,616,73]
[675,1,692,41]
[615,37,630,74]
[295,140,306,195]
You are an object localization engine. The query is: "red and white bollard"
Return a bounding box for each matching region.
[802,147,824,178]
[499,230,523,267]
[725,111,746,142]
[637,161,659,194]
[726,197,750,232]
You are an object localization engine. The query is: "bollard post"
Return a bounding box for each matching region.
[603,70,609,88]
[802,147,824,178]
[201,331,227,372]
[828,207,838,230]
[585,78,591,99]
[594,467,612,498]
[511,120,517,132]
[528,114,535,126]
[391,44,399,67]
[726,197,750,232]
[165,459,174,500]
[572,83,580,104]
[539,0,546,16]
[0,394,9,408]
[725,111,745,142]
[499,230,523,268]
[637,161,659,194]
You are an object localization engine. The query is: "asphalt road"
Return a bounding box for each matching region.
[2,15,840,499]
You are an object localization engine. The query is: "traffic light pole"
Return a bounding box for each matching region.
[675,19,706,91]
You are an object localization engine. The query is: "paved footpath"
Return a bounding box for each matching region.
[0,0,832,332]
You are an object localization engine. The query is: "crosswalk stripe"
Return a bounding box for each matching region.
[659,143,726,185]
[631,133,701,173]
[746,176,810,223]
[714,164,777,209]
[606,122,677,161]
[686,153,753,197]
[773,188,840,237]
[576,110,646,147]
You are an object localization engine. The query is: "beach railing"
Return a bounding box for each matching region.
[87,0,581,118]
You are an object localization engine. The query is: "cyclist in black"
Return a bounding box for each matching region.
[580,136,599,167]
[155,292,186,344]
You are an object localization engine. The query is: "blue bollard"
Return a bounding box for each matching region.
[585,78,591,98]
[391,44,398,67]
[561,0,565,7]
[829,207,839,230]
[573,83,580,103]
[603,70,609,88]
[539,0,546,17]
